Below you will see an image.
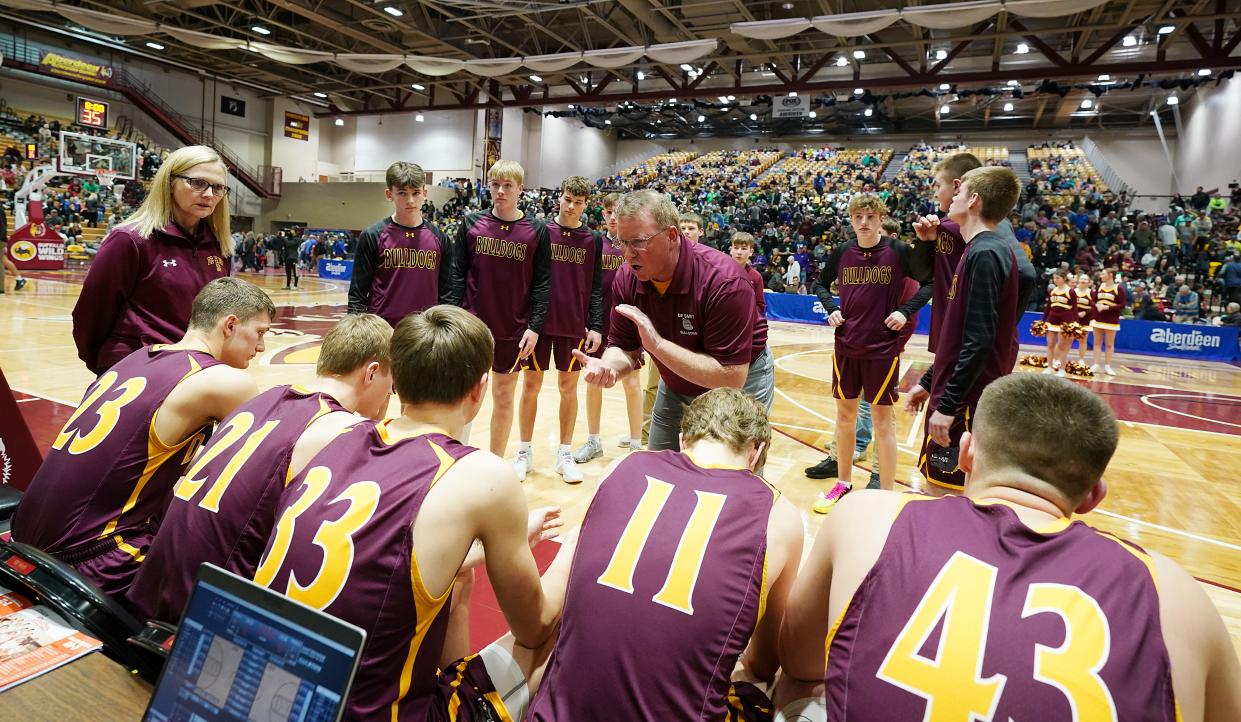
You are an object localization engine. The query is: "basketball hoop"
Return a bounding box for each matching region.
[94,168,119,189]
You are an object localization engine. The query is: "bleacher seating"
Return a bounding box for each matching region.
[1026,142,1112,207]
[761,147,893,194]
[617,151,696,186]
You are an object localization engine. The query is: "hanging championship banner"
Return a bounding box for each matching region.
[284,111,310,141]
[483,107,502,177]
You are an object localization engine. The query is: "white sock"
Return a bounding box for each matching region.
[557,444,571,456]
[518,442,532,456]
[479,643,530,721]
[630,438,643,449]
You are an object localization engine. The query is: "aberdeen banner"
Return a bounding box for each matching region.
[38,50,113,85]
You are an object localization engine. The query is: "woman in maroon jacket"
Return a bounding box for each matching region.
[73,145,233,374]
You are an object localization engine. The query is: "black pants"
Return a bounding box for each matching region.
[284,258,298,287]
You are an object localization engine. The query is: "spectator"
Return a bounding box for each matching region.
[1172,284,1199,323]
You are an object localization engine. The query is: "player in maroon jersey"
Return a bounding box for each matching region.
[253,306,571,722]
[11,277,271,598]
[912,167,1025,495]
[808,194,931,512]
[446,159,552,463]
[574,193,644,463]
[129,313,395,621]
[347,162,453,326]
[1090,268,1127,375]
[729,232,768,318]
[512,176,603,484]
[775,373,1241,722]
[1043,271,1075,377]
[527,387,803,721]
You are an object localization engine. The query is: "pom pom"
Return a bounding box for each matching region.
[1019,354,1049,368]
[1066,361,1094,377]
[1030,320,1048,337]
[1063,322,1088,340]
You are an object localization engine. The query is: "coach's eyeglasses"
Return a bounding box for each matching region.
[175,174,230,198]
[610,227,669,252]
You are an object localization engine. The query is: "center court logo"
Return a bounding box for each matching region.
[1149,327,1221,351]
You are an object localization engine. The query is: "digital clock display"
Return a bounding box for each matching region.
[77,97,108,129]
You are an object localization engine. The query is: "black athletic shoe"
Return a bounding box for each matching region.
[865,470,881,490]
[14,278,26,290]
[804,455,839,479]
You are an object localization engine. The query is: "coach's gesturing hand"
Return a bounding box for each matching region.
[615,304,663,353]
[571,349,620,388]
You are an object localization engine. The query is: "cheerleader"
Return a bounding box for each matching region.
[1090,268,1127,376]
[1071,273,1094,363]
[1043,271,1075,376]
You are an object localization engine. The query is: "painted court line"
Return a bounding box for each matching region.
[1090,510,1241,553]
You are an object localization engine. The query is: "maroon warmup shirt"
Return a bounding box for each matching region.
[543,220,603,338]
[128,386,347,622]
[825,495,1177,721]
[928,219,967,352]
[452,211,551,340]
[347,217,452,327]
[599,242,625,340]
[529,450,778,721]
[744,264,766,317]
[814,236,932,360]
[253,423,476,722]
[73,222,231,375]
[11,346,222,595]
[928,231,1021,418]
[609,239,766,397]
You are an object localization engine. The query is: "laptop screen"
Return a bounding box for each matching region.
[144,569,362,722]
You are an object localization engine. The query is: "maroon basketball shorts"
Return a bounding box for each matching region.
[57,527,155,600]
[726,681,776,722]
[831,353,900,406]
[491,337,525,374]
[918,403,973,491]
[520,335,588,373]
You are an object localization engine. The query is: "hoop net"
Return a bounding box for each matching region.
[94,168,119,187]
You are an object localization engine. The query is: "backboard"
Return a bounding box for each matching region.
[57,131,137,181]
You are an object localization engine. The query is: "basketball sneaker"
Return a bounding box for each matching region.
[1104,365,1117,376]
[617,436,631,448]
[812,481,852,514]
[14,278,26,291]
[513,449,530,482]
[1090,363,1102,374]
[572,437,602,463]
[804,454,839,479]
[866,470,881,490]
[555,452,583,484]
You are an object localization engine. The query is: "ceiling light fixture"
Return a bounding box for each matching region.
[1097,74,1111,81]
[727,95,735,101]
[940,104,950,114]
[605,119,612,124]
[1158,25,1175,34]
[251,25,271,35]
[415,113,424,121]
[854,87,864,95]
[749,113,757,120]
[529,75,542,82]
[719,96,730,103]
[680,63,693,71]
[836,56,848,67]
[853,49,866,59]
[697,114,705,122]
[334,118,344,126]
[935,49,947,61]
[636,70,645,80]
[788,91,798,97]
[145,41,164,50]
[411,83,425,90]
[864,108,873,117]
[1081,98,1093,108]
[1003,102,1014,111]
[1122,35,1137,47]
[1166,96,1179,105]
[313,92,327,98]
[809,110,817,118]
[1007,79,1020,87]
[1199,68,1211,76]
[382,6,403,17]
[939,83,950,90]
[1015,42,1029,54]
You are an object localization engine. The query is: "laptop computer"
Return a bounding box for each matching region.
[143,564,365,722]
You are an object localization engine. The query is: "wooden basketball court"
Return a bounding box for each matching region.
[5,267,1240,653]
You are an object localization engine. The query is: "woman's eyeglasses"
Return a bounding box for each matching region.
[175,174,230,197]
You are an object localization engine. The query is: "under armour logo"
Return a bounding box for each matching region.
[500,224,511,232]
[405,232,417,238]
[162,259,177,267]
[562,230,571,237]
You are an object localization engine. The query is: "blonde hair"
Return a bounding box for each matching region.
[488,159,525,185]
[122,145,232,255]
[960,166,1021,223]
[847,193,887,217]
[680,388,771,467]
[318,314,393,376]
[617,189,679,230]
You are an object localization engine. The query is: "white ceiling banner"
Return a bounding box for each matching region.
[1004,0,1112,18]
[164,27,247,51]
[645,39,718,64]
[581,46,646,68]
[57,7,156,36]
[523,51,583,72]
[334,54,406,73]
[811,9,901,37]
[730,17,812,40]
[251,42,332,65]
[405,56,466,76]
[0,0,52,12]
[901,1,1002,30]
[464,58,524,77]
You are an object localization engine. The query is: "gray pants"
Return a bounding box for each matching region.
[648,345,775,452]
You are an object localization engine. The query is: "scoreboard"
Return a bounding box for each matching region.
[76,97,108,129]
